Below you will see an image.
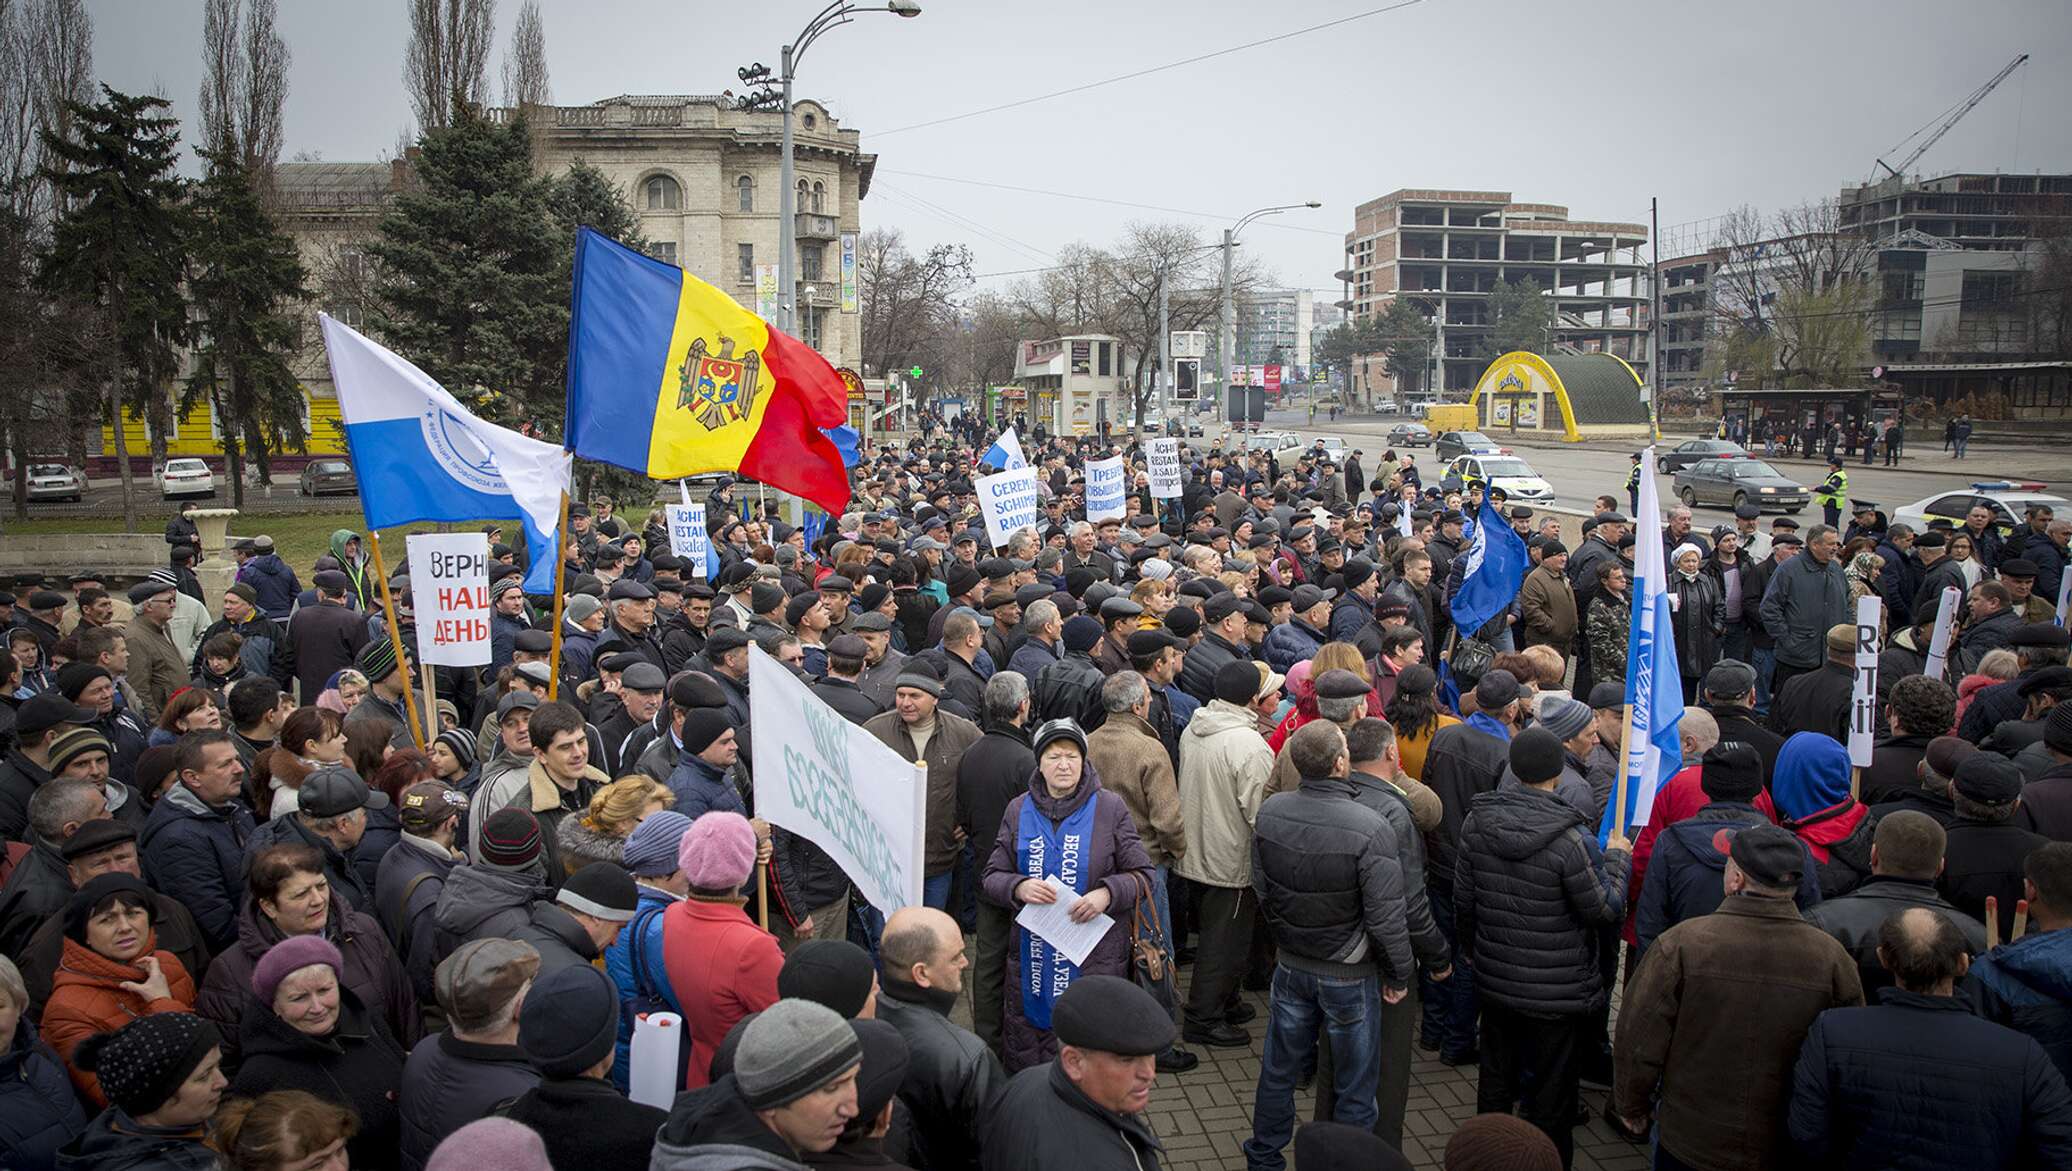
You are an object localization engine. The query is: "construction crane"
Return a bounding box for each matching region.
[1874,53,2029,180]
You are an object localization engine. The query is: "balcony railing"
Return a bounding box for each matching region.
[795,212,840,240]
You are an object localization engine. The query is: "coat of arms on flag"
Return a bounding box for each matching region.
[677,336,763,431]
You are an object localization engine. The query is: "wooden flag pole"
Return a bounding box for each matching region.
[2013,899,2029,942]
[1850,766,1862,802]
[366,529,427,751]
[757,862,770,932]
[1986,895,2001,950]
[421,659,440,743]
[545,492,571,702]
[1611,701,1636,839]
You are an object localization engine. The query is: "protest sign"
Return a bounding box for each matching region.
[1085,455,1127,522]
[749,644,925,912]
[1847,594,1883,769]
[666,502,710,577]
[977,466,1040,549]
[405,532,491,667]
[1146,437,1183,500]
[1921,585,1962,681]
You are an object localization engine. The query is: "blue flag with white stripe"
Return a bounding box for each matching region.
[1450,498,1527,638]
[1600,446,1684,846]
[320,315,571,594]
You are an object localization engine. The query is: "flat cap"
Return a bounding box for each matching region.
[706,625,752,655]
[621,662,667,692]
[513,628,553,653]
[1050,974,1175,1056]
[2001,558,2040,578]
[1314,669,1371,701]
[1923,735,1977,779]
[2010,623,2072,649]
[1127,629,1184,657]
[1952,753,2024,804]
[1729,823,1805,888]
[1702,658,1758,699]
[1587,681,1626,710]
[126,580,175,606]
[850,611,893,632]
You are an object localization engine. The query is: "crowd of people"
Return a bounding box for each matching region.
[2,415,2071,1171]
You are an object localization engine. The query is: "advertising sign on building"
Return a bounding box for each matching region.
[755,263,780,322]
[405,532,491,667]
[839,233,858,313]
[1264,365,1282,393]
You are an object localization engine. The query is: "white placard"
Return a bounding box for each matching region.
[666,502,709,577]
[1921,586,1962,681]
[2058,569,2071,627]
[976,466,1040,550]
[1146,437,1183,500]
[405,532,490,667]
[748,644,926,913]
[1085,455,1127,522]
[1847,594,1883,768]
[628,1011,682,1108]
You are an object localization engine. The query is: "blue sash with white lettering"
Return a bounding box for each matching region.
[1016,790,1098,1030]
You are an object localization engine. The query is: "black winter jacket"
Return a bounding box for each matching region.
[139,783,256,953]
[1941,820,2051,941]
[242,809,373,912]
[1789,988,2072,1170]
[1033,651,1106,731]
[809,676,882,725]
[650,1074,806,1171]
[504,1075,669,1170]
[1421,719,1512,896]
[978,1060,1164,1171]
[232,991,407,1171]
[508,899,604,975]
[373,835,459,1007]
[1347,770,1448,974]
[398,1031,540,1171]
[1178,632,1245,704]
[0,1018,85,1171]
[1805,876,1987,995]
[1967,926,2072,1085]
[955,726,1035,902]
[1251,775,1413,986]
[1454,784,1630,1016]
[876,982,1007,1171]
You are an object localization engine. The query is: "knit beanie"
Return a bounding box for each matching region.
[622,810,693,877]
[72,1012,222,1117]
[1444,1112,1562,1170]
[680,810,757,893]
[518,962,620,1077]
[46,726,113,774]
[681,708,734,755]
[479,808,545,870]
[1061,615,1104,653]
[434,728,478,772]
[1535,696,1592,743]
[54,662,112,701]
[734,999,863,1110]
[777,940,877,1019]
[356,638,400,683]
[1508,727,1566,786]
[63,872,156,944]
[252,934,343,1006]
[425,1118,553,1171]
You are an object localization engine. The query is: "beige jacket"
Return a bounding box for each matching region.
[1085,712,1186,867]
[1173,700,1272,889]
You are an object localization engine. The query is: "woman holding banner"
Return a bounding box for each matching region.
[982,718,1153,1073]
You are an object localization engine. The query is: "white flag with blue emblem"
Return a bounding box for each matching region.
[320,314,571,593]
[1601,445,1684,843]
[981,427,1028,471]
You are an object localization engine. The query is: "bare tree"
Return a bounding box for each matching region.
[1103,221,1266,435]
[1711,200,1877,386]
[1009,242,1115,339]
[200,0,288,174]
[499,0,549,108]
[405,0,494,131]
[856,227,972,383]
[0,0,91,224]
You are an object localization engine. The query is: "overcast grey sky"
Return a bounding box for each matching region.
[90,0,2072,298]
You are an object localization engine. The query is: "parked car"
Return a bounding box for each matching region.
[24,463,84,502]
[1672,457,1808,513]
[1657,438,1747,474]
[1445,453,1554,504]
[156,457,216,500]
[1387,422,1433,447]
[1277,436,1346,464]
[1228,429,1298,453]
[1434,430,1502,462]
[1892,482,2065,537]
[298,458,358,496]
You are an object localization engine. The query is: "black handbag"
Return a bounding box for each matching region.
[1126,873,1178,1019]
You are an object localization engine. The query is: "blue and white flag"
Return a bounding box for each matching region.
[822,424,862,469]
[981,427,1028,471]
[320,314,571,594]
[1601,445,1684,845]
[1450,497,1527,640]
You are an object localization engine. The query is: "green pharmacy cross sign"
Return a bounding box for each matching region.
[909,366,924,378]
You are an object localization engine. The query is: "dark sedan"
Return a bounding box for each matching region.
[298,458,358,496]
[1388,422,1432,447]
[1657,438,1746,474]
[1672,457,1807,513]
[1434,430,1501,462]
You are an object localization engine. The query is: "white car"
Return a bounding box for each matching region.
[1228,429,1298,453]
[24,463,84,502]
[1446,453,1556,504]
[156,457,216,499]
[1892,482,2064,539]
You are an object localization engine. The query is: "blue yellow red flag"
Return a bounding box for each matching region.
[565,227,852,514]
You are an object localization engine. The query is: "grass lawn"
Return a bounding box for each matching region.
[6,510,521,573]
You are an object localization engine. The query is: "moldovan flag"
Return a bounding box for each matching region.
[565,227,853,515]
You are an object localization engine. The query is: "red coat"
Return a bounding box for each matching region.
[42,934,196,1106]
[1624,764,1778,945]
[660,895,782,1090]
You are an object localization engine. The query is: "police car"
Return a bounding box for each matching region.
[1891,482,2065,536]
[1444,452,1555,504]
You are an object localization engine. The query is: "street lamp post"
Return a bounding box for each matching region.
[1221,201,1320,420]
[773,0,920,338]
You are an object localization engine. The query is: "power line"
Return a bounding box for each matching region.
[878,168,1344,235]
[872,0,1427,137]
[873,182,1055,264]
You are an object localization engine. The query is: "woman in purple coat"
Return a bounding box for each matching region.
[982,718,1154,1073]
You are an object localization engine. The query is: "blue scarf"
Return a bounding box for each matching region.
[1016,788,1099,1030]
[1465,710,1512,742]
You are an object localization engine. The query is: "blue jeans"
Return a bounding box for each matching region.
[1243,965,1381,1171]
[1418,886,1478,1061]
[1752,646,1777,716]
[923,872,952,910]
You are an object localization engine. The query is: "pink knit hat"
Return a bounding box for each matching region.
[426,1118,552,1171]
[680,811,757,892]
[251,934,342,1005]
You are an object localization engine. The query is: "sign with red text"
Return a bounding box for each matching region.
[406,532,491,667]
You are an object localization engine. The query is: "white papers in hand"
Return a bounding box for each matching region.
[1014,875,1115,967]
